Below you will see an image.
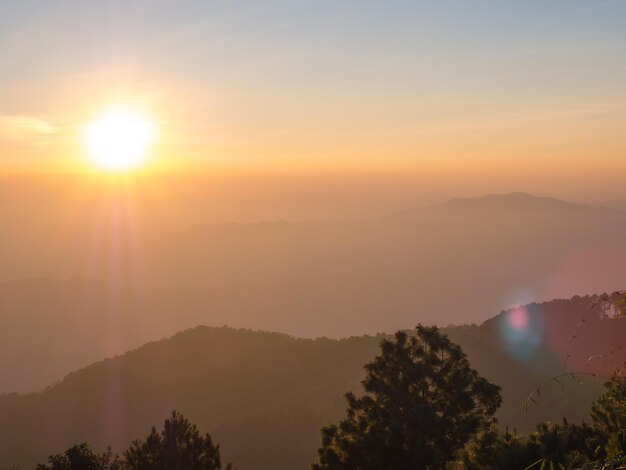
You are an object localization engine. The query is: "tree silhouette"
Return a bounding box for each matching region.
[591,376,626,458]
[36,443,120,470]
[124,411,233,470]
[312,325,502,470]
[455,419,605,470]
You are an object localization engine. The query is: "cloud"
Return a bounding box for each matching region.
[0,115,57,141]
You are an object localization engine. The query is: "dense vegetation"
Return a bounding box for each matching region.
[36,411,232,470]
[33,325,626,470]
[452,377,626,469]
[311,324,626,469]
[1,294,626,469]
[313,326,501,469]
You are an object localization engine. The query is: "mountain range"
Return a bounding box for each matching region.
[1,293,625,469]
[2,192,626,394]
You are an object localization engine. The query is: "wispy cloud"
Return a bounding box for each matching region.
[0,115,57,142]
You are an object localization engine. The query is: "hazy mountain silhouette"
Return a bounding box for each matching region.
[149,193,626,332]
[2,193,626,393]
[0,277,160,393]
[1,293,623,469]
[153,193,626,335]
[435,192,618,213]
[596,198,626,212]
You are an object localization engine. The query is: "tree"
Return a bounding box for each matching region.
[453,420,535,470]
[454,419,604,470]
[312,325,502,470]
[36,443,120,470]
[591,376,626,459]
[124,411,233,470]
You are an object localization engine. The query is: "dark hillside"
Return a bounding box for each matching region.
[1,294,624,469]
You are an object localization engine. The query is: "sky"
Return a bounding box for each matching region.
[1,0,626,199]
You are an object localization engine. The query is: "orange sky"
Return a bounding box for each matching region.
[0,1,625,201]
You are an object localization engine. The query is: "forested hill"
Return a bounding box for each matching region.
[1,293,625,470]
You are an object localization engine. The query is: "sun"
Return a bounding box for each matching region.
[85,108,156,171]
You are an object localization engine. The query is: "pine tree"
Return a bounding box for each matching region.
[312,325,502,470]
[591,376,626,458]
[36,443,120,470]
[124,411,233,470]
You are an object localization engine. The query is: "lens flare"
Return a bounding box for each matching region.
[509,308,529,330]
[499,306,543,362]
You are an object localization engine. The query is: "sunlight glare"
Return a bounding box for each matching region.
[85,109,156,171]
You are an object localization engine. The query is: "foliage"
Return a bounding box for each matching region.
[591,377,626,460]
[124,411,233,470]
[452,420,605,470]
[25,299,626,470]
[455,377,626,469]
[5,297,621,470]
[35,443,120,470]
[312,325,502,470]
[36,412,233,470]
[451,419,531,469]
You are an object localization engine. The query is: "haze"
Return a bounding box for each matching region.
[2,2,626,469]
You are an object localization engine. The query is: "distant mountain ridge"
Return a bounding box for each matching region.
[386,192,620,218]
[594,199,626,212]
[0,277,168,393]
[3,192,626,394]
[1,293,625,470]
[437,192,614,212]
